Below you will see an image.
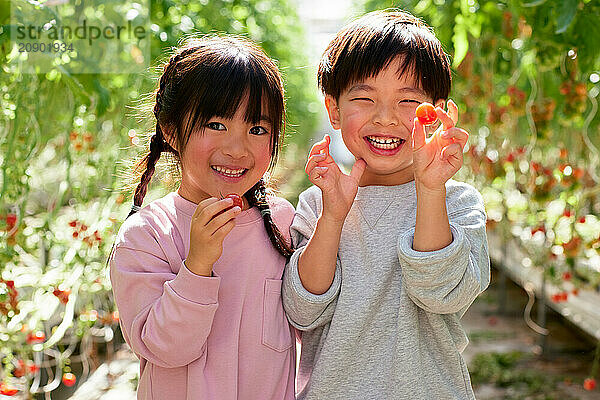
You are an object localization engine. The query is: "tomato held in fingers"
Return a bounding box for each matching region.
[416,102,438,125]
[225,194,243,210]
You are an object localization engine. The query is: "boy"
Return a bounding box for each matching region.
[282,10,490,399]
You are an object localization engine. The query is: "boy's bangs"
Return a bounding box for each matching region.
[321,12,451,101]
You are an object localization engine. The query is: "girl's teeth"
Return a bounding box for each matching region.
[212,166,245,177]
[366,136,403,149]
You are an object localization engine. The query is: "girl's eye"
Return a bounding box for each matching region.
[207,122,226,131]
[249,126,269,136]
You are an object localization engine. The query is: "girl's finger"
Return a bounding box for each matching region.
[412,118,426,150]
[447,99,459,125]
[196,198,235,225]
[193,197,219,218]
[435,107,455,131]
[206,205,241,235]
[440,127,469,149]
[212,218,237,241]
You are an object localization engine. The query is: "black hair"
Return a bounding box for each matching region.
[318,10,451,102]
[127,35,293,258]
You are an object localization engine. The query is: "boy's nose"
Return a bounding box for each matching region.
[373,104,399,126]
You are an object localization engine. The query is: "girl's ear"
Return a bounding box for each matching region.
[160,124,178,152]
[324,95,341,130]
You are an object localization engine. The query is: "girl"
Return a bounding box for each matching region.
[109,35,296,400]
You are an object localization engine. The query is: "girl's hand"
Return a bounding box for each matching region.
[305,135,366,223]
[412,99,469,192]
[186,197,241,276]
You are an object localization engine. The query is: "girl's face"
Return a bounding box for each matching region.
[175,97,273,204]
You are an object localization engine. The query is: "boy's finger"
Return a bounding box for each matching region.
[412,118,426,150]
[441,127,469,149]
[349,159,366,182]
[305,153,327,174]
[435,107,455,131]
[440,143,463,161]
[447,99,459,125]
[309,166,329,183]
[309,134,331,157]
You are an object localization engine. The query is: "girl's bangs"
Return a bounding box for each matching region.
[179,55,282,143]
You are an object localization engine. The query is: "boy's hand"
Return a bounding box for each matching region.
[186,197,241,276]
[412,99,469,191]
[305,135,366,223]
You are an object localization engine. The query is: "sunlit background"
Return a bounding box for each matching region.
[1,0,600,398]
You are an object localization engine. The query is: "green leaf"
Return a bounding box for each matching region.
[555,0,578,34]
[523,0,548,7]
[452,25,468,68]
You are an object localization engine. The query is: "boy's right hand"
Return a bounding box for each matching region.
[305,135,366,223]
[185,197,241,276]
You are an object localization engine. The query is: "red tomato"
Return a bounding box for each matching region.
[26,331,45,344]
[5,214,17,227]
[0,382,18,396]
[415,103,438,125]
[62,372,77,387]
[225,194,244,209]
[583,378,596,391]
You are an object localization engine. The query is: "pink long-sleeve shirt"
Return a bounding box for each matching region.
[109,192,296,399]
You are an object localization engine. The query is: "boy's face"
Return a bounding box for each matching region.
[325,56,444,186]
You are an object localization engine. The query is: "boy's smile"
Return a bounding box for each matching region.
[325,57,443,186]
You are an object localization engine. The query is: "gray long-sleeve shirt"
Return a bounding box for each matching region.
[282,179,490,399]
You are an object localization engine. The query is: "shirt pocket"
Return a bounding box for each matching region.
[262,278,293,352]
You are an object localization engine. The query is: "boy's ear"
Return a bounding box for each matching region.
[324,95,341,130]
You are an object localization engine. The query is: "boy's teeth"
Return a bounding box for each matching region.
[366,136,404,149]
[212,166,246,177]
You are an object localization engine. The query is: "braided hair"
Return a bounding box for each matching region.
[246,179,294,259]
[126,35,292,258]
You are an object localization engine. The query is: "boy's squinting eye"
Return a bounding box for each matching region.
[249,126,269,136]
[207,122,226,131]
[351,97,374,103]
[399,99,420,105]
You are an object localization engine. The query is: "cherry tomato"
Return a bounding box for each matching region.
[62,372,77,387]
[583,378,596,391]
[225,194,244,210]
[26,331,45,344]
[0,382,18,396]
[415,102,438,125]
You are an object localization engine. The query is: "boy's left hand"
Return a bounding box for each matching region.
[412,99,469,191]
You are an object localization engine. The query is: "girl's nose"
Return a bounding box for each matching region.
[223,133,249,159]
[373,103,399,126]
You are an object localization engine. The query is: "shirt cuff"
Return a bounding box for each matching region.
[397,223,468,268]
[168,260,221,304]
[286,247,341,304]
